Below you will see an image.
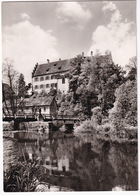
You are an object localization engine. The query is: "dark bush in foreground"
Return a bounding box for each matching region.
[4,161,44,192]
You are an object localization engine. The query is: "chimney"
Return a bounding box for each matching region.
[82,52,84,58]
[91,51,93,57]
[47,59,50,63]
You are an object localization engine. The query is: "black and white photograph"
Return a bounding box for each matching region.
[1,0,138,192]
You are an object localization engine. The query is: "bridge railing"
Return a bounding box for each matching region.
[43,114,80,120]
[3,114,14,118]
[3,113,38,119]
[3,113,81,121]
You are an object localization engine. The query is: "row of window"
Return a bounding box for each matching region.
[34,77,65,84]
[34,75,57,82]
[34,75,66,83]
[35,83,57,89]
[26,106,49,111]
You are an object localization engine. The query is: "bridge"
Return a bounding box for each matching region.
[3,113,82,131]
[3,113,81,122]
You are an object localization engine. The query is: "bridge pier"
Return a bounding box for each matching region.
[64,124,74,133]
[48,122,59,131]
[14,119,20,130]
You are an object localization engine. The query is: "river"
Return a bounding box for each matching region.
[3,130,138,191]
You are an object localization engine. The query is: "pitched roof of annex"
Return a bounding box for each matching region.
[24,95,54,107]
[3,95,55,108]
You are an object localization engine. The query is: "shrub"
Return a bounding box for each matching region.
[124,125,137,139]
[74,120,93,134]
[4,161,44,192]
[109,80,137,129]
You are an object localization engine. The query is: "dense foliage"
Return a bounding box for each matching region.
[18,74,28,98]
[2,83,14,101]
[107,56,137,138]
[57,53,125,118]
[111,80,137,126]
[58,54,137,140]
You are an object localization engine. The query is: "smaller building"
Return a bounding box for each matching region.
[2,94,57,119]
[24,94,57,116]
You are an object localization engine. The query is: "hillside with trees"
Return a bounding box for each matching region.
[57,52,125,117]
[57,53,137,141]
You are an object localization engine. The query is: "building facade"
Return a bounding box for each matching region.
[32,59,71,94]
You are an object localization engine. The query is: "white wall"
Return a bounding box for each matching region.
[24,106,50,115]
[32,76,57,93]
[41,106,50,115]
[32,75,69,94]
[57,156,69,171]
[57,78,69,94]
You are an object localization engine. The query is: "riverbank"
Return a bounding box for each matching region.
[74,119,137,144]
[3,129,137,145]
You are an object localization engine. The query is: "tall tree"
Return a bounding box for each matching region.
[18,74,27,98]
[109,58,137,137]
[58,53,125,118]
[88,56,125,115]
[109,79,137,134]
[2,58,31,115]
[126,56,137,81]
[3,58,19,115]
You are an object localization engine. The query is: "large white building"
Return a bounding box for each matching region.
[31,52,113,94]
[32,59,71,94]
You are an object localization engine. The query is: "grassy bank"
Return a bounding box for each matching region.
[74,119,137,144]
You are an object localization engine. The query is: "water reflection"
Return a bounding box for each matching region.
[3,131,138,191]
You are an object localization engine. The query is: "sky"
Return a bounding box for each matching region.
[2,0,136,83]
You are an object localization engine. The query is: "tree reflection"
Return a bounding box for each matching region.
[4,131,138,191]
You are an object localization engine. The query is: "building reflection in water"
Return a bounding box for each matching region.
[42,156,69,174]
[4,131,138,191]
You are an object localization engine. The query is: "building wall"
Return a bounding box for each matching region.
[24,107,33,114]
[41,106,50,115]
[32,74,69,94]
[57,78,69,94]
[24,106,50,115]
[32,75,57,93]
[42,156,69,173]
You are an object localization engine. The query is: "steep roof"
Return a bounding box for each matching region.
[33,59,71,77]
[32,54,113,77]
[3,95,54,108]
[24,95,54,107]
